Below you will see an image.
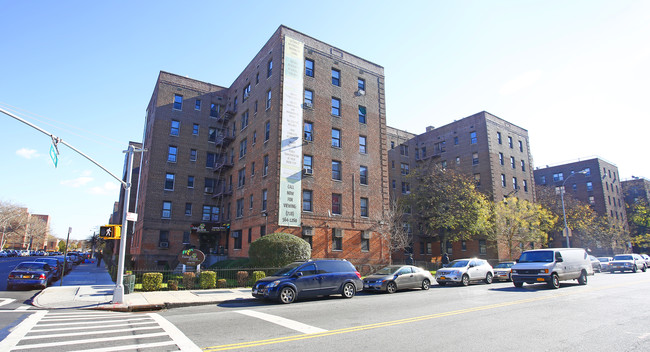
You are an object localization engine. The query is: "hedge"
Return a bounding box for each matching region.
[142,272,163,291]
[199,271,217,289]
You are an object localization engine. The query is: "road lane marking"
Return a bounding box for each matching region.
[68,341,179,352]
[31,321,156,333]
[149,312,203,352]
[235,309,328,334]
[14,306,30,311]
[10,332,170,350]
[205,279,650,351]
[22,326,162,339]
[0,298,16,307]
[0,310,47,351]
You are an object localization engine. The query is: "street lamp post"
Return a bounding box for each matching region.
[560,169,588,248]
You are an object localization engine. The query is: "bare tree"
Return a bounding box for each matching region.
[374,198,412,264]
[0,201,30,249]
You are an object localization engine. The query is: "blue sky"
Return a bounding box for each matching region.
[1,1,649,240]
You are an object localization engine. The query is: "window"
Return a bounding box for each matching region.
[441,160,447,169]
[331,98,341,116]
[243,84,251,101]
[331,128,341,148]
[332,229,343,251]
[305,59,314,77]
[206,152,216,168]
[241,110,249,130]
[332,160,342,180]
[474,173,481,186]
[233,97,238,112]
[521,160,526,171]
[472,152,479,165]
[233,230,242,250]
[162,201,172,219]
[479,240,487,255]
[256,72,259,84]
[523,180,528,192]
[456,156,461,165]
[304,89,313,107]
[332,194,342,215]
[260,225,266,237]
[254,100,258,114]
[513,177,518,190]
[508,136,513,148]
[303,190,313,212]
[587,182,593,191]
[267,59,273,78]
[266,90,271,110]
[540,175,546,184]
[263,155,269,176]
[183,231,190,244]
[210,103,219,118]
[360,166,368,185]
[208,128,216,143]
[358,106,366,124]
[239,139,247,158]
[454,136,459,145]
[470,131,477,144]
[331,68,340,86]
[304,121,313,141]
[238,168,246,188]
[253,130,257,145]
[501,174,506,187]
[361,232,370,252]
[187,176,194,188]
[192,124,199,135]
[248,228,252,243]
[195,99,201,110]
[164,173,175,191]
[499,153,504,165]
[190,149,197,162]
[167,146,177,163]
[173,94,182,110]
[584,168,591,176]
[360,198,369,217]
[236,198,244,218]
[589,196,595,205]
[422,146,427,158]
[303,155,313,171]
[573,183,577,191]
[553,173,564,182]
[264,121,270,141]
[510,156,515,169]
[358,78,365,91]
[391,141,395,149]
[434,141,446,153]
[400,144,409,156]
[262,189,267,211]
[185,203,192,216]
[359,135,367,154]
[400,163,410,175]
[461,240,467,251]
[392,180,396,189]
[170,120,180,136]
[497,132,502,144]
[159,231,169,246]
[519,140,523,152]
[401,182,410,194]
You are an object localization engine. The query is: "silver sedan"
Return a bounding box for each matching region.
[363,265,434,293]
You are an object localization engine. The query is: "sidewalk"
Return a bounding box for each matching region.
[32,261,253,311]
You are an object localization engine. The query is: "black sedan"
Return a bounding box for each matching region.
[7,261,55,290]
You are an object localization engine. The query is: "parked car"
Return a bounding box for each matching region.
[641,254,650,268]
[435,258,494,286]
[589,255,602,273]
[609,254,647,273]
[7,261,55,290]
[511,248,594,289]
[363,265,434,293]
[54,256,73,273]
[252,259,363,304]
[493,261,516,281]
[34,257,62,280]
[597,257,613,272]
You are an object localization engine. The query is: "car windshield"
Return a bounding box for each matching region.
[494,262,513,268]
[374,266,402,275]
[272,262,303,276]
[613,255,633,260]
[448,260,469,268]
[597,258,610,262]
[518,251,554,263]
[14,263,46,271]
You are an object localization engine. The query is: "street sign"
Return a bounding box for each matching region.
[126,212,138,221]
[178,249,205,266]
[49,144,58,168]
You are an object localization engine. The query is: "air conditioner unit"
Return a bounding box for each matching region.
[356,89,366,96]
[204,187,214,194]
[333,229,344,238]
[303,102,313,109]
[303,227,313,237]
[159,242,169,248]
[303,168,313,176]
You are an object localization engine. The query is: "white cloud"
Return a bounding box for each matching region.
[88,182,120,196]
[60,176,94,188]
[499,70,542,96]
[16,148,40,159]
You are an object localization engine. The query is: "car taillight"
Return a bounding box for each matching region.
[38,274,46,280]
[8,274,15,279]
[355,271,361,279]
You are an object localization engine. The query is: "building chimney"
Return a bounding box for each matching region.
[426,126,435,132]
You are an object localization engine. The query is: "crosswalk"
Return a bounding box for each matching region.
[0,310,201,351]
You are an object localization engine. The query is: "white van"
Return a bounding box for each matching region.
[511,248,594,289]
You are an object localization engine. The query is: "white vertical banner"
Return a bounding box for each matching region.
[278,36,304,227]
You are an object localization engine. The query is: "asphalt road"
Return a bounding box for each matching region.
[160,271,650,352]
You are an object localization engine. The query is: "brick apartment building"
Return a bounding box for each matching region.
[131,26,390,270]
[533,157,628,254]
[622,177,650,205]
[388,111,536,263]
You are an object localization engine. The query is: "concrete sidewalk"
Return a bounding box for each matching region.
[32,261,253,311]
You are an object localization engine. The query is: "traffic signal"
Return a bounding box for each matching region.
[99,224,122,239]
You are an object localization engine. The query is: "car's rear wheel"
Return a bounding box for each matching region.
[484,273,493,284]
[632,265,638,273]
[421,279,430,290]
[642,265,647,272]
[513,281,523,288]
[278,287,296,304]
[342,282,356,298]
[548,274,560,289]
[386,281,397,294]
[461,274,470,286]
[578,271,587,285]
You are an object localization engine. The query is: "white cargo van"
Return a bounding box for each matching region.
[511,248,594,289]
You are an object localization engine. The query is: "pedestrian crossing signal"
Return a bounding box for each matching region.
[99,224,121,239]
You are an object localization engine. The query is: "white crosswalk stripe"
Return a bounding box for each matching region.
[0,310,201,351]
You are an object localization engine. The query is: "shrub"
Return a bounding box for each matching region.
[216,279,227,288]
[236,271,249,287]
[168,279,178,291]
[250,271,266,285]
[199,271,217,289]
[248,232,311,268]
[142,272,163,291]
[183,272,196,290]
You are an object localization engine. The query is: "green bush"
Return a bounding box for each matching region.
[236,271,249,287]
[216,279,227,288]
[142,272,163,291]
[199,271,217,289]
[168,279,178,291]
[250,271,266,285]
[183,272,196,289]
[249,232,311,267]
[209,258,251,269]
